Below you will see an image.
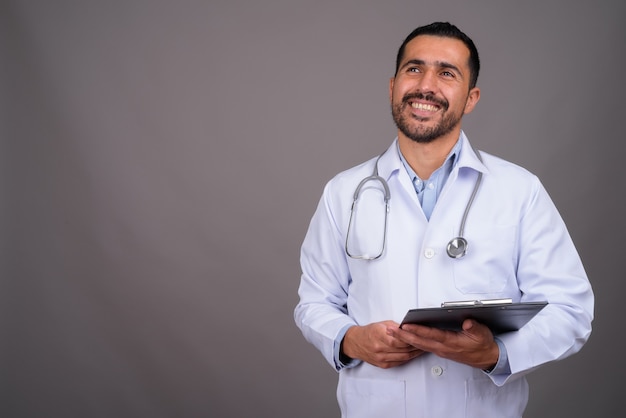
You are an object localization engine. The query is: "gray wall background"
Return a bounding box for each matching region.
[2,1,624,417]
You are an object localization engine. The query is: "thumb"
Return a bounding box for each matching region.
[462,318,475,331]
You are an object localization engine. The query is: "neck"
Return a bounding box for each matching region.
[398,131,460,179]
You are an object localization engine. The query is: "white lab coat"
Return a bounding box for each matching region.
[294,133,594,418]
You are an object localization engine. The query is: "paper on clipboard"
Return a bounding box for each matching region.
[400,300,548,334]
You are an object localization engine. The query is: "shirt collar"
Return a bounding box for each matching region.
[396,137,462,183]
[375,130,487,181]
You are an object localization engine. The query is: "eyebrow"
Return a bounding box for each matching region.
[401,59,464,77]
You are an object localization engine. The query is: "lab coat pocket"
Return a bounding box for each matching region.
[338,376,406,418]
[452,223,518,294]
[465,377,527,417]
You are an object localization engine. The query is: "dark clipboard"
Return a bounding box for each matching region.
[400,301,548,334]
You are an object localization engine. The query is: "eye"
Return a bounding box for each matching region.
[408,67,421,73]
[441,70,455,77]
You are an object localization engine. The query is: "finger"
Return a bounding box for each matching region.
[394,323,448,343]
[385,336,422,350]
[461,319,471,330]
[380,348,425,366]
[460,319,493,342]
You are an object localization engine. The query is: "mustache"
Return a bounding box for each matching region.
[402,92,448,110]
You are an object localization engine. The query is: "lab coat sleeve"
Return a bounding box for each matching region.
[491,176,594,386]
[294,181,356,371]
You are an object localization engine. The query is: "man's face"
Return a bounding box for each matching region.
[390,35,480,144]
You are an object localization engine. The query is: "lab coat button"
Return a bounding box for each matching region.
[431,365,443,376]
[424,248,435,259]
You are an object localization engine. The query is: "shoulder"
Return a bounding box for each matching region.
[324,156,380,195]
[480,151,540,183]
[477,151,547,207]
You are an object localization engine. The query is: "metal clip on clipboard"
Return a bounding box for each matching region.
[441,298,513,308]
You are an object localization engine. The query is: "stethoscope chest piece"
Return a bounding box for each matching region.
[447,237,468,258]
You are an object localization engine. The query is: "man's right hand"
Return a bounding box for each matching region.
[341,321,425,369]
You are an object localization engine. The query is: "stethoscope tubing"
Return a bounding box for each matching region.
[345,146,484,260]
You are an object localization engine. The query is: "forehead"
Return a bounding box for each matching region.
[401,35,471,70]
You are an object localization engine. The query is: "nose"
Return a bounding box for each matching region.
[415,69,436,94]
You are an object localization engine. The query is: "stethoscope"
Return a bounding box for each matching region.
[345,147,483,260]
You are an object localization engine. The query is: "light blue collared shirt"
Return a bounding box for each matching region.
[398,140,461,220]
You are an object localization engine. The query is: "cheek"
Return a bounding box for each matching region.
[463,97,477,114]
[391,79,413,98]
[392,83,414,105]
[448,93,469,114]
[390,90,403,108]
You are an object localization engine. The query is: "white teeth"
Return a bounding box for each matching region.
[411,102,438,111]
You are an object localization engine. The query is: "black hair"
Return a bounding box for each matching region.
[395,22,480,89]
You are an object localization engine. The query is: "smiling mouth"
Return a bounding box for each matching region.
[403,92,448,114]
[410,102,440,112]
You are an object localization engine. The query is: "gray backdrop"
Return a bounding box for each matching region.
[2,1,624,417]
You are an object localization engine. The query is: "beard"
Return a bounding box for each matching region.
[391,92,462,144]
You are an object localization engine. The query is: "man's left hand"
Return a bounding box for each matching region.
[387,319,498,370]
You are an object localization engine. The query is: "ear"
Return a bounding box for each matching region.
[463,87,481,115]
[389,77,395,103]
